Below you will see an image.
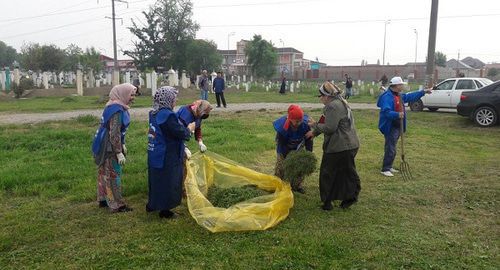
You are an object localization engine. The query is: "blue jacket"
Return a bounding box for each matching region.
[377,87,425,136]
[91,104,130,156]
[213,77,225,93]
[273,115,312,155]
[176,105,201,129]
[148,108,192,169]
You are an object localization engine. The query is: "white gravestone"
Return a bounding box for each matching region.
[76,69,83,96]
[151,71,158,96]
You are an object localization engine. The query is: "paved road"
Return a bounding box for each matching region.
[0,102,455,125]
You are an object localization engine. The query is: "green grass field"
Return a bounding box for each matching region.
[0,83,382,113]
[0,110,498,269]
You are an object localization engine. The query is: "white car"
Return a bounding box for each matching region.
[409,77,494,111]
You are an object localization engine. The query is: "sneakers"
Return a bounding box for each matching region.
[380,171,394,177]
[390,168,399,173]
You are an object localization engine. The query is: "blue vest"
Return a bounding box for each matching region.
[91,104,130,156]
[148,109,175,169]
[273,115,310,154]
[176,106,201,129]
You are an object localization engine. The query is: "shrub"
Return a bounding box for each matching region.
[11,77,34,98]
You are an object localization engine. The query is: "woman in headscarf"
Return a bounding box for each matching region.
[273,104,314,194]
[176,99,213,156]
[146,86,195,219]
[91,83,137,213]
[308,81,361,211]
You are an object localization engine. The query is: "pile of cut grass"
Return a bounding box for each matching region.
[207,185,270,208]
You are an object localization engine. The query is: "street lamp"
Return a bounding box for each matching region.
[413,29,418,73]
[382,20,391,65]
[279,38,285,48]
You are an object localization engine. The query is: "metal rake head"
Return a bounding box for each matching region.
[400,158,413,181]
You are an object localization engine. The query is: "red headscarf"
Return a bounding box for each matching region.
[283,104,304,130]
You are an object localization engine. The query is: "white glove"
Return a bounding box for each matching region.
[116,153,126,165]
[198,141,207,153]
[184,147,192,160]
[122,144,127,156]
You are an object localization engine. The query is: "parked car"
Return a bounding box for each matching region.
[457,80,500,127]
[409,77,493,111]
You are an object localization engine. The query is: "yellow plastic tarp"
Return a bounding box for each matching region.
[184,152,294,233]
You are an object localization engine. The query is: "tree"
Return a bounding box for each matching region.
[125,0,199,71]
[63,44,83,71]
[245,35,278,80]
[487,68,498,77]
[184,39,222,74]
[20,43,65,71]
[79,47,103,73]
[0,41,17,67]
[435,51,447,67]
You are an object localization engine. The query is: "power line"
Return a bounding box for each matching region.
[0,0,151,23]
[0,5,145,40]
[196,0,326,8]
[200,13,500,28]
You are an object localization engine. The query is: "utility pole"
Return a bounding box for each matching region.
[425,0,439,88]
[107,0,128,85]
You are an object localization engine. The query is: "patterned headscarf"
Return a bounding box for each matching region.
[152,86,178,114]
[189,100,213,118]
[320,81,354,124]
[106,83,136,110]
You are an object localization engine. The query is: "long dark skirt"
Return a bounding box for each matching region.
[319,148,361,203]
[147,162,183,211]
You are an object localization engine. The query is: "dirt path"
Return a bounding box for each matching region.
[0,103,379,125]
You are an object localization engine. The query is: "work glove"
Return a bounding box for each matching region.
[198,141,207,153]
[117,153,126,165]
[184,147,192,160]
[122,144,127,156]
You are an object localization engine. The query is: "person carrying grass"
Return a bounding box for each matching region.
[273,104,314,194]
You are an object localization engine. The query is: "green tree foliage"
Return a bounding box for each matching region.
[487,68,498,77]
[184,39,222,74]
[20,43,65,71]
[435,51,447,67]
[79,47,103,73]
[125,0,199,71]
[63,44,83,71]
[245,35,278,80]
[0,41,17,67]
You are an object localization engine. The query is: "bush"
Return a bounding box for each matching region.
[487,68,498,77]
[11,77,34,98]
[283,150,317,182]
[207,185,270,208]
[60,96,77,103]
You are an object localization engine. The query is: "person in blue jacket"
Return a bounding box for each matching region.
[146,86,195,219]
[176,100,213,156]
[212,71,227,108]
[91,83,136,213]
[377,76,432,177]
[273,104,314,193]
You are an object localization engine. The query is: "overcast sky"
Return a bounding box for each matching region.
[1,0,499,66]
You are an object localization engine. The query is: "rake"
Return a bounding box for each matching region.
[399,98,413,181]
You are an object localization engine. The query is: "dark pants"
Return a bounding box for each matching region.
[382,126,401,171]
[319,149,361,203]
[215,92,226,107]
